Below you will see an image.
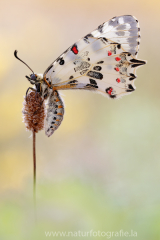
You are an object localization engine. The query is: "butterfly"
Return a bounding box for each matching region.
[14,15,146,137]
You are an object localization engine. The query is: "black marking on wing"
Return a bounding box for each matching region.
[131,63,144,68]
[63,47,70,54]
[123,52,131,56]
[109,94,117,99]
[83,33,94,44]
[110,44,117,54]
[100,37,108,45]
[105,87,116,99]
[45,64,53,74]
[86,84,98,89]
[126,84,135,92]
[74,62,91,72]
[130,59,146,67]
[80,69,88,75]
[89,79,97,85]
[84,33,94,39]
[87,71,103,80]
[68,80,78,84]
[58,57,65,65]
[93,66,102,71]
[98,22,105,33]
[129,73,136,81]
[97,61,104,64]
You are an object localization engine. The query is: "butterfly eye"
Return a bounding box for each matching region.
[30,74,37,80]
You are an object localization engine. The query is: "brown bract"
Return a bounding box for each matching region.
[22,91,46,133]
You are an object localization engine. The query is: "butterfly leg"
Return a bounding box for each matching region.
[25,87,36,102]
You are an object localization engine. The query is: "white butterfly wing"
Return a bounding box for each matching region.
[44,15,146,99]
[90,15,140,57]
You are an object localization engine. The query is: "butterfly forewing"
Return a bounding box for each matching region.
[91,15,140,56]
[43,15,145,100]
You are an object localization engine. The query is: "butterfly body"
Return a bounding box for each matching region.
[18,15,146,137]
[27,74,65,136]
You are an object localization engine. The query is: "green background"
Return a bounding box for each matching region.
[0,0,159,239]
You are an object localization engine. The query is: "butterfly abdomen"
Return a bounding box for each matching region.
[45,90,64,137]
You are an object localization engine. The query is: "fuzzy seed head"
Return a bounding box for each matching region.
[22,91,46,133]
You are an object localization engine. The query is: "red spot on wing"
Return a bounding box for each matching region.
[115,57,121,61]
[107,87,113,95]
[71,45,78,54]
[115,67,120,72]
[116,78,121,83]
[108,51,112,56]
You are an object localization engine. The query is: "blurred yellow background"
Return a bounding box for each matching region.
[0,0,160,239]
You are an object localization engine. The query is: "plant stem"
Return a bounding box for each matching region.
[33,130,36,208]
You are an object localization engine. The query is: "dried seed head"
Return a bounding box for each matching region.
[22,91,46,133]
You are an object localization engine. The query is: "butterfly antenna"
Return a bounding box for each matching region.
[14,50,34,73]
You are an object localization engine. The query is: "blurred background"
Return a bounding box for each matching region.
[0,0,160,239]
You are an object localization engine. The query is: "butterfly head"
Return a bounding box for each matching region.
[27,73,43,84]
[25,73,43,93]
